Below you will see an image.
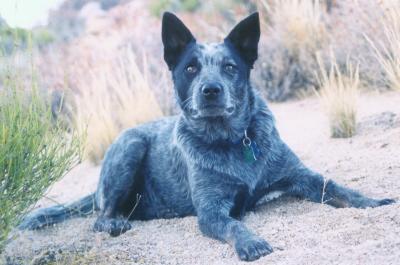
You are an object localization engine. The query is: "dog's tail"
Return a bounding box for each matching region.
[18,193,97,230]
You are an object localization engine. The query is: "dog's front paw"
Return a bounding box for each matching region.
[235,236,273,261]
[93,217,132,237]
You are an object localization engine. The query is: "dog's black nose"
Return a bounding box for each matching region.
[202,84,222,98]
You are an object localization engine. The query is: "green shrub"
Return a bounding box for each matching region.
[0,63,83,250]
[180,0,200,12]
[32,28,56,49]
[0,25,55,55]
[150,0,172,17]
[0,27,30,54]
[149,0,200,17]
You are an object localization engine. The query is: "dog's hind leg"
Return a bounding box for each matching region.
[94,129,147,236]
[282,147,395,208]
[287,168,395,208]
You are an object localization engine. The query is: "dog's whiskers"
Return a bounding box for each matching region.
[182,97,193,110]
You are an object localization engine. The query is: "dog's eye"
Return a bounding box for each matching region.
[185,65,197,74]
[224,64,236,73]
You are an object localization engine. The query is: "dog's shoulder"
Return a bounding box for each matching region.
[102,116,180,163]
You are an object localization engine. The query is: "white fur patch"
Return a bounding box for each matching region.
[203,43,220,55]
[262,191,284,202]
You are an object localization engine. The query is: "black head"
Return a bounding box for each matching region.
[162,12,260,120]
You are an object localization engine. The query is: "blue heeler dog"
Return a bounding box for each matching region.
[20,12,395,261]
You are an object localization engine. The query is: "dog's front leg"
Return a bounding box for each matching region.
[191,175,273,261]
[197,203,273,261]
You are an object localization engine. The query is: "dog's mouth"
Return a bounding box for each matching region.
[189,105,235,118]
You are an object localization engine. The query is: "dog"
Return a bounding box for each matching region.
[20,12,395,262]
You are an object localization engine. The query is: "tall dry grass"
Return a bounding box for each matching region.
[256,0,328,101]
[262,0,326,56]
[255,0,400,100]
[74,48,163,164]
[317,55,360,138]
[366,3,400,91]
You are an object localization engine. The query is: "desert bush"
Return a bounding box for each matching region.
[327,1,389,90]
[254,0,399,100]
[32,28,56,49]
[74,47,163,164]
[149,0,201,16]
[149,0,171,17]
[366,2,400,91]
[317,55,359,138]
[0,26,30,55]
[0,25,55,56]
[254,0,328,101]
[0,59,82,250]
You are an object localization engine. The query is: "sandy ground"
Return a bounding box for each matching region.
[2,91,400,265]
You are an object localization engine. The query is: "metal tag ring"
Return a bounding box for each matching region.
[243,129,252,146]
[243,138,251,146]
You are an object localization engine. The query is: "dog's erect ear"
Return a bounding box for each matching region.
[162,12,195,70]
[225,12,260,68]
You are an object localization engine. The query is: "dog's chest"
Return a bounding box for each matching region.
[186,141,268,191]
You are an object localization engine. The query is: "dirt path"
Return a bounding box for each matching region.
[3,91,400,265]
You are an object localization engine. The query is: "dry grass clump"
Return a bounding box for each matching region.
[74,48,163,164]
[366,3,400,91]
[317,55,360,138]
[262,0,326,55]
[255,0,328,101]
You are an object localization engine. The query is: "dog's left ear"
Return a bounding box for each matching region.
[162,12,196,70]
[225,12,260,68]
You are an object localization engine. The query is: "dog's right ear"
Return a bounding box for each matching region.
[162,12,195,70]
[225,12,260,68]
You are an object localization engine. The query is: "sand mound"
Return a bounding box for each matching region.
[2,92,399,265]
[358,111,400,134]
